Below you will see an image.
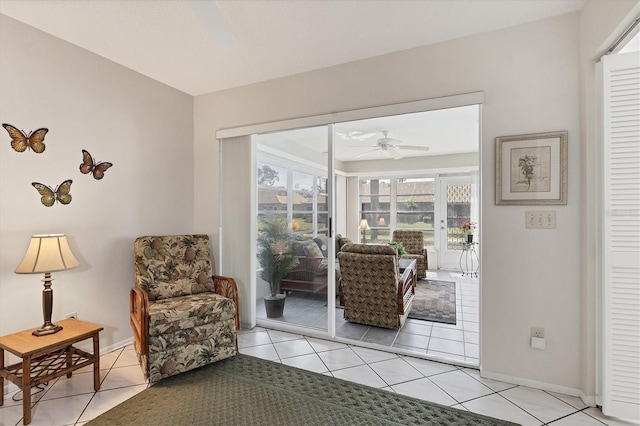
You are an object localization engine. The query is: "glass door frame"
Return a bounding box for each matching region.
[253,125,336,338]
[216,92,484,340]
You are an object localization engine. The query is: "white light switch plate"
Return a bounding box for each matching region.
[526,211,556,229]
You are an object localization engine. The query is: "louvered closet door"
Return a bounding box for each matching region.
[602,51,640,421]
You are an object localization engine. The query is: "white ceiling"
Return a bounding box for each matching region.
[257,105,480,162]
[0,0,585,96]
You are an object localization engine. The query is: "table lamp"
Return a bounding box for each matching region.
[359,219,370,243]
[15,234,80,336]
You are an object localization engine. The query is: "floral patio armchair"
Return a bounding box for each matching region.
[130,234,240,382]
[392,230,428,279]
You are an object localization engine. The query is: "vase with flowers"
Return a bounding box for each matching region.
[460,220,477,243]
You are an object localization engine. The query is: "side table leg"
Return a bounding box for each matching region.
[0,349,4,407]
[22,356,31,425]
[66,345,73,378]
[93,333,100,391]
[0,348,4,406]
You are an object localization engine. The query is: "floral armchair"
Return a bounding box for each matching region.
[392,230,428,278]
[337,243,415,329]
[130,234,240,382]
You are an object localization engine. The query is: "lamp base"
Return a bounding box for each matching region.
[32,323,63,336]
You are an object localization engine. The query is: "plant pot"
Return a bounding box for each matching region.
[264,294,286,318]
[466,234,473,243]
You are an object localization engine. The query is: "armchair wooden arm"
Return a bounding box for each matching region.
[213,275,241,331]
[130,287,149,358]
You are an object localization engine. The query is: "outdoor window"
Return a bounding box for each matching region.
[396,177,435,246]
[359,177,435,246]
[258,163,288,221]
[316,176,329,237]
[359,179,391,244]
[258,161,327,240]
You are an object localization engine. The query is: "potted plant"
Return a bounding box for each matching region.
[388,241,407,257]
[257,217,299,318]
[460,220,477,243]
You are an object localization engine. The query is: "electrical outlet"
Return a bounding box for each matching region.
[525,211,556,229]
[531,327,544,339]
[66,312,78,319]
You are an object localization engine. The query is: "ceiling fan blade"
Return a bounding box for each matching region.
[353,132,377,141]
[355,148,380,158]
[339,132,377,141]
[397,145,430,152]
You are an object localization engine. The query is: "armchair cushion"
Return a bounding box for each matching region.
[303,242,324,258]
[313,236,329,257]
[135,235,215,301]
[148,292,236,336]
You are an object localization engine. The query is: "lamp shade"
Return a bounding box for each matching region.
[359,219,370,231]
[15,234,79,274]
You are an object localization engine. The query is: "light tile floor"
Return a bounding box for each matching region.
[0,335,637,425]
[257,270,480,365]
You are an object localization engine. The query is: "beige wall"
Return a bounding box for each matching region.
[193,11,611,397]
[0,15,194,351]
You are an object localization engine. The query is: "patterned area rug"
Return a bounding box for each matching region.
[87,354,515,426]
[408,280,456,325]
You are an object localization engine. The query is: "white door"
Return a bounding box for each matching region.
[602,51,640,421]
[438,176,476,270]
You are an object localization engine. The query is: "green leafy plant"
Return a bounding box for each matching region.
[257,217,299,297]
[388,241,407,256]
[405,199,418,211]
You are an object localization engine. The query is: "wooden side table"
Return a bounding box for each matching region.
[0,318,103,425]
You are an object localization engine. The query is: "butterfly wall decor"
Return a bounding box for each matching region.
[2,123,48,153]
[32,180,73,207]
[80,149,113,180]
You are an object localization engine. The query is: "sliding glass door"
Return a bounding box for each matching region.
[255,126,335,333]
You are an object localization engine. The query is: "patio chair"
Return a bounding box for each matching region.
[392,229,428,279]
[337,243,415,328]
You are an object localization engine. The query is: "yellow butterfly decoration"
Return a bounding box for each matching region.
[2,123,48,153]
[32,180,73,207]
[80,149,113,180]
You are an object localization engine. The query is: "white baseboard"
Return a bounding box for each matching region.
[3,336,134,398]
[482,370,597,407]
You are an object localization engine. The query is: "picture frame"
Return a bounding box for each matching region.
[495,131,567,205]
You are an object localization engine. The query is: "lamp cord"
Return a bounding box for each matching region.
[11,382,49,401]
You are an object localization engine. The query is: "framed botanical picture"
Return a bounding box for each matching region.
[495,131,567,205]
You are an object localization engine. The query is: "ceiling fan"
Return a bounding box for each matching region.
[355,130,430,160]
